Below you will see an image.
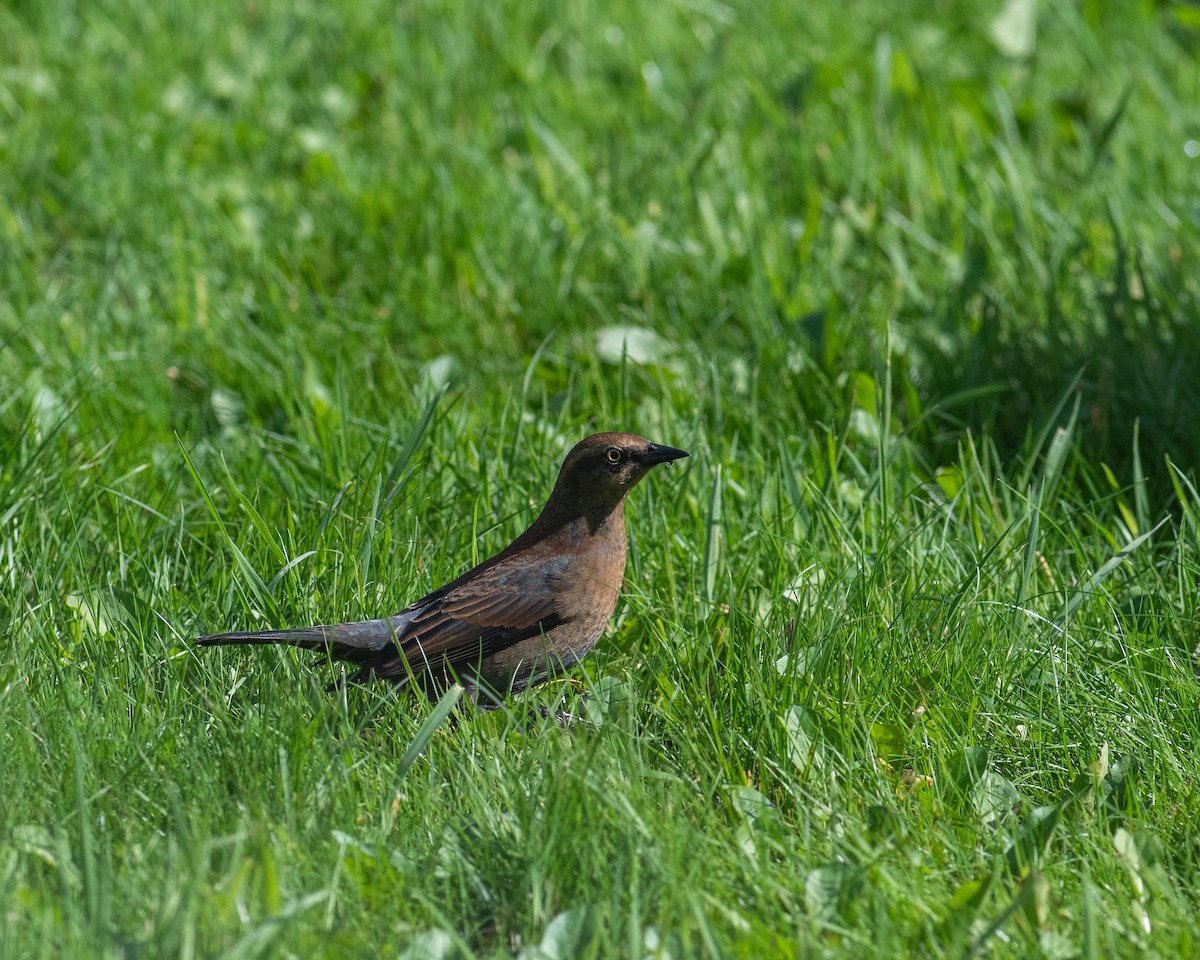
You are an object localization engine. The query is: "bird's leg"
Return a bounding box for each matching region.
[535,705,578,727]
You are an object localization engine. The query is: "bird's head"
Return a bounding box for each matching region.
[546,432,689,524]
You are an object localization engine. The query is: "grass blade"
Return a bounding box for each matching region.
[378,386,445,522]
[702,463,723,604]
[179,439,279,624]
[396,684,464,780]
[1054,518,1167,628]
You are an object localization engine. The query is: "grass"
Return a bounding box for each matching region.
[2,0,1200,956]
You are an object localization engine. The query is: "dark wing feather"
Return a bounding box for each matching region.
[354,553,573,683]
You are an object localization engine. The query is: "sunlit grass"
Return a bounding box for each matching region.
[2,0,1199,957]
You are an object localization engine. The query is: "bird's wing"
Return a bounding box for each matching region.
[362,553,573,682]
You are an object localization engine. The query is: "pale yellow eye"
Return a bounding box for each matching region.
[605,447,623,464]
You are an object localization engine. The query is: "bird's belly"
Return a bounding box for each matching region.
[475,606,615,694]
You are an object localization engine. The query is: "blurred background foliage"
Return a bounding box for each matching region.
[2,0,1197,489]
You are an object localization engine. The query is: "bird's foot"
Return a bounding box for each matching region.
[535,705,578,727]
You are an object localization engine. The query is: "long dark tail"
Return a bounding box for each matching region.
[196,618,399,665]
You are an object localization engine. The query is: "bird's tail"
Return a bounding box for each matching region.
[196,618,399,665]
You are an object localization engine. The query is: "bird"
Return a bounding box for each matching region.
[196,432,689,702]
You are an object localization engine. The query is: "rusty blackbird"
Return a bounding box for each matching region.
[196,432,688,700]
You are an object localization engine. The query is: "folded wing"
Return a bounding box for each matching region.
[360,553,571,684]
[197,553,573,688]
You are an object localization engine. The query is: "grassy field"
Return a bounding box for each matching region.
[3,0,1200,956]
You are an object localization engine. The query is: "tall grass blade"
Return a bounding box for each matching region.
[179,440,279,623]
[396,684,464,780]
[378,387,445,521]
[1054,519,1167,628]
[702,464,723,604]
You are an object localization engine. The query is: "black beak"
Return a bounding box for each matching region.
[644,442,690,465]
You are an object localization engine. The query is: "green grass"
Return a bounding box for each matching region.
[3,0,1200,956]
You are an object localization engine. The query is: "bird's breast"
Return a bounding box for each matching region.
[549,522,627,627]
[474,510,629,693]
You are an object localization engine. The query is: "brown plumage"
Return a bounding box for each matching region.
[196,432,688,701]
